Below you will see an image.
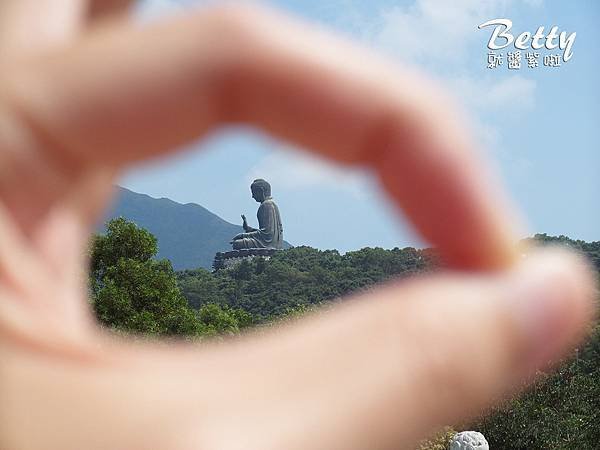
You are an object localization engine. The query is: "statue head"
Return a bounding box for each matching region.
[250,179,271,203]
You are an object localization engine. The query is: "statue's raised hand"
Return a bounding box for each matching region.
[242,214,249,231]
[0,2,595,449]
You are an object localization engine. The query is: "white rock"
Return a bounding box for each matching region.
[449,431,489,450]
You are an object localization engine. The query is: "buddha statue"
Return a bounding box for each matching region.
[230,179,283,250]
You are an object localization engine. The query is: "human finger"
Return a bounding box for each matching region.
[0,0,134,61]
[0,195,95,345]
[2,4,521,269]
[0,0,131,237]
[88,0,133,21]
[31,204,96,323]
[177,249,596,450]
[0,201,49,298]
[0,0,84,61]
[2,248,592,450]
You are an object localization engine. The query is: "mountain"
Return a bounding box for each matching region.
[102,187,247,270]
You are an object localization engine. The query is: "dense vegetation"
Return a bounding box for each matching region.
[178,245,435,320]
[91,218,599,449]
[90,217,252,337]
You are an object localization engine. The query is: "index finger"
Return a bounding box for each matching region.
[1,4,522,269]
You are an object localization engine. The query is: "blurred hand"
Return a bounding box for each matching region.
[0,2,595,449]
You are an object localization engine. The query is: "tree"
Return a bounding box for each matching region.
[178,245,435,320]
[91,217,158,281]
[91,218,244,337]
[93,257,200,336]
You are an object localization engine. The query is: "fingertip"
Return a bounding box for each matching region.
[506,247,597,375]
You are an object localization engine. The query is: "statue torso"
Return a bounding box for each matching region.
[257,198,283,249]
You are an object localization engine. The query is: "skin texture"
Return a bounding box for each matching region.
[0,2,596,449]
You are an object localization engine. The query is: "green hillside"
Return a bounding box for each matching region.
[178,245,436,319]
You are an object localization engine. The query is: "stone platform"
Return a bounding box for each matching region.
[213,248,279,271]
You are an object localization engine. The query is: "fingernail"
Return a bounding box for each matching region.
[509,248,596,373]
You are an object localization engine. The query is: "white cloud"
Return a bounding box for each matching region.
[360,0,540,112]
[473,120,502,149]
[356,0,541,157]
[247,146,371,200]
[452,74,537,111]
[368,0,543,67]
[445,74,536,160]
[486,75,537,109]
[372,0,489,64]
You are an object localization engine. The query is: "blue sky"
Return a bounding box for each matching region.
[121,0,599,251]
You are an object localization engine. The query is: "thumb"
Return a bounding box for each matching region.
[183,248,597,450]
